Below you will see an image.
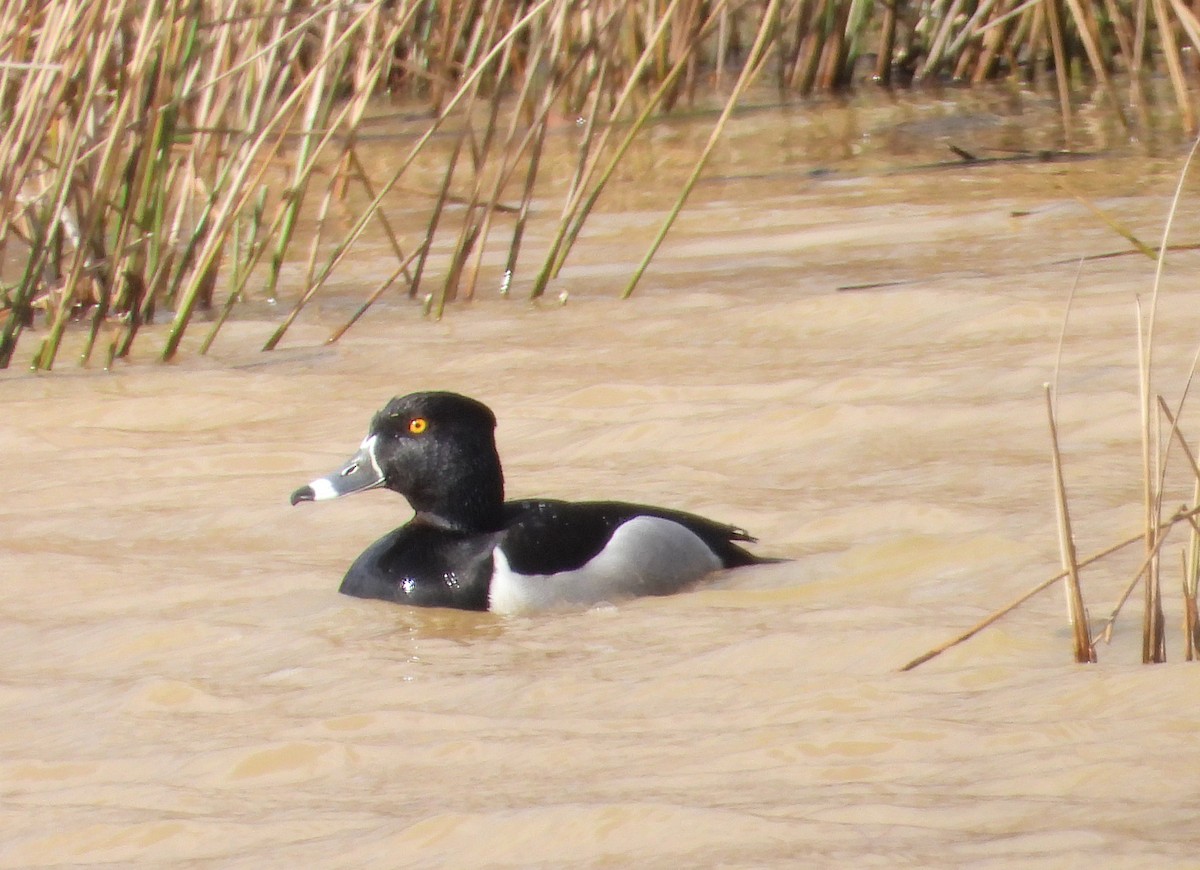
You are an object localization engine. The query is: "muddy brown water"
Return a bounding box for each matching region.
[6,92,1200,866]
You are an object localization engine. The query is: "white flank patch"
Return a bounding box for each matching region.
[488,516,722,615]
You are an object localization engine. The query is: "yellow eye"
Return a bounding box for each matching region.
[408,417,428,435]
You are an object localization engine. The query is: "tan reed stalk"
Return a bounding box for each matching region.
[1054,180,1158,259]
[1134,298,1169,662]
[198,186,268,356]
[254,0,565,324]
[1062,0,1130,128]
[1135,0,1152,76]
[1070,140,1200,657]
[621,0,783,299]
[483,2,584,307]
[1174,338,1200,658]
[445,0,559,305]
[815,1,850,90]
[1097,517,1178,646]
[1103,0,1137,72]
[1167,0,1200,51]
[531,0,701,297]
[1159,397,1200,485]
[460,0,592,302]
[416,127,469,316]
[342,148,415,287]
[921,0,969,80]
[327,245,427,344]
[260,4,346,304]
[1134,136,1200,657]
[714,2,730,84]
[1184,557,1200,660]
[962,0,1007,82]
[899,505,1200,671]
[1145,407,1167,661]
[1158,375,1200,657]
[195,1,423,355]
[906,138,1200,670]
[0,0,97,365]
[1045,384,1096,662]
[874,0,897,84]
[1152,0,1195,131]
[1050,261,1082,397]
[9,0,1200,366]
[259,118,430,350]
[1168,421,1200,660]
[32,0,149,370]
[107,0,334,360]
[435,0,512,303]
[212,5,423,354]
[1044,0,1073,129]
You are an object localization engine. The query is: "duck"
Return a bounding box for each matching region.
[290,391,769,614]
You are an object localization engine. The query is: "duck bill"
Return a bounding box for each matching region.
[290,435,385,505]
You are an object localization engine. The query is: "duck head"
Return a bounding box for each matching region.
[290,391,506,532]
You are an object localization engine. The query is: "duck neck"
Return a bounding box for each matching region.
[413,442,506,533]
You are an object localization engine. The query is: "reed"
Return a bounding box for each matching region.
[1045,383,1096,663]
[5,0,1200,368]
[903,137,1200,670]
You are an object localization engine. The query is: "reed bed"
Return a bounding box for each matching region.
[4,0,1200,369]
[903,139,1200,669]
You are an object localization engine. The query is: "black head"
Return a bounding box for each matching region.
[291,392,506,532]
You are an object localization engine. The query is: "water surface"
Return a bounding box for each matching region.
[5,95,1200,867]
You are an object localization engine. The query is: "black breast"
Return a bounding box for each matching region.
[339,523,498,610]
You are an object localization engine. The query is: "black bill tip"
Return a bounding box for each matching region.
[290,485,315,506]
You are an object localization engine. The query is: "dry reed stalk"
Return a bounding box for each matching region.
[906,136,1200,670]
[1095,502,1186,647]
[815,1,851,90]
[439,0,516,303]
[234,13,422,349]
[899,506,1200,671]
[327,246,426,344]
[1132,135,1200,659]
[415,126,469,316]
[1184,562,1200,660]
[1187,438,1200,661]
[1153,0,1196,132]
[1137,295,1166,662]
[494,117,548,306]
[261,3,347,305]
[531,0,705,297]
[455,0,605,301]
[1159,380,1200,658]
[1044,384,1096,662]
[787,2,824,93]
[874,1,897,84]
[470,2,563,307]
[1044,0,1073,131]
[964,0,1006,82]
[1054,179,1158,259]
[1063,0,1130,128]
[8,0,1200,366]
[165,4,383,360]
[1159,396,1200,484]
[622,0,783,299]
[920,0,969,80]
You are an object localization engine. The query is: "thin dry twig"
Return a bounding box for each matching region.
[900,505,1200,671]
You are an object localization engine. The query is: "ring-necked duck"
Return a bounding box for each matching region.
[291,391,769,613]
